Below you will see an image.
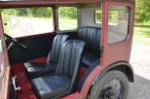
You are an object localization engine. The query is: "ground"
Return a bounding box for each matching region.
[128,43,150,99]
[128,24,150,99]
[134,24,150,46]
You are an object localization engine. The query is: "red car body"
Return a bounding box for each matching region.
[0,0,135,99]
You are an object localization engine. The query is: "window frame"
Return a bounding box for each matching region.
[107,6,131,45]
[1,7,55,38]
[57,6,78,32]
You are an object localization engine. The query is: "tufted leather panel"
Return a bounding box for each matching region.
[56,40,85,92]
[77,26,101,67]
[78,26,100,54]
[47,34,70,63]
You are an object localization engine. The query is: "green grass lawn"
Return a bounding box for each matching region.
[59,18,77,30]
[134,24,150,46]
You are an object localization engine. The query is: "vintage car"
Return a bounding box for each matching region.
[0,0,135,99]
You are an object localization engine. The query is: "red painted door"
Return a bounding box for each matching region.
[101,1,135,66]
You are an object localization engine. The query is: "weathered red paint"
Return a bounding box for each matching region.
[77,2,135,98]
[61,92,80,99]
[0,13,11,99]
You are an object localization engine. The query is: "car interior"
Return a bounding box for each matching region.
[2,3,102,99]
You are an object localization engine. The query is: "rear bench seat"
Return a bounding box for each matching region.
[77,26,101,67]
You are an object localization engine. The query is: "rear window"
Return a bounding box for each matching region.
[58,7,78,31]
[1,7,54,38]
[95,10,102,24]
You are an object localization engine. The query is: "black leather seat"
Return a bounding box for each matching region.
[24,34,69,78]
[32,40,85,99]
[77,26,101,67]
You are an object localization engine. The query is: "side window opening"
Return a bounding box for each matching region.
[1,7,54,38]
[58,7,78,31]
[95,10,102,24]
[108,6,130,44]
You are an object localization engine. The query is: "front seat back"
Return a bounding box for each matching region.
[24,34,69,78]
[47,34,69,63]
[56,40,85,92]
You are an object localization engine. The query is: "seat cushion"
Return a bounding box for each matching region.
[32,75,71,99]
[24,62,56,78]
[82,52,99,67]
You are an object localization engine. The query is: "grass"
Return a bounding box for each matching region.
[134,24,150,46]
[59,18,77,30]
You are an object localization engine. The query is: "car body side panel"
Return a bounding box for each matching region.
[78,1,135,99]
[0,13,11,99]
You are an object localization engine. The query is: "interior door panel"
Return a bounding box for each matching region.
[8,34,56,65]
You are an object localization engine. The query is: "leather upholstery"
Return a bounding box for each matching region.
[77,26,101,67]
[78,26,100,54]
[32,40,85,99]
[82,52,99,67]
[24,62,56,78]
[32,75,71,99]
[47,34,70,63]
[24,35,69,78]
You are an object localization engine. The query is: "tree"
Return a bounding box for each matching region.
[58,7,77,19]
[2,8,52,18]
[2,9,17,15]
[29,8,52,17]
[135,0,150,23]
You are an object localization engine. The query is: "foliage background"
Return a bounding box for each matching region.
[135,0,150,23]
[2,7,77,19]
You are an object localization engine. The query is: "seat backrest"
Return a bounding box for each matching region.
[78,26,101,54]
[47,34,69,63]
[56,40,85,92]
